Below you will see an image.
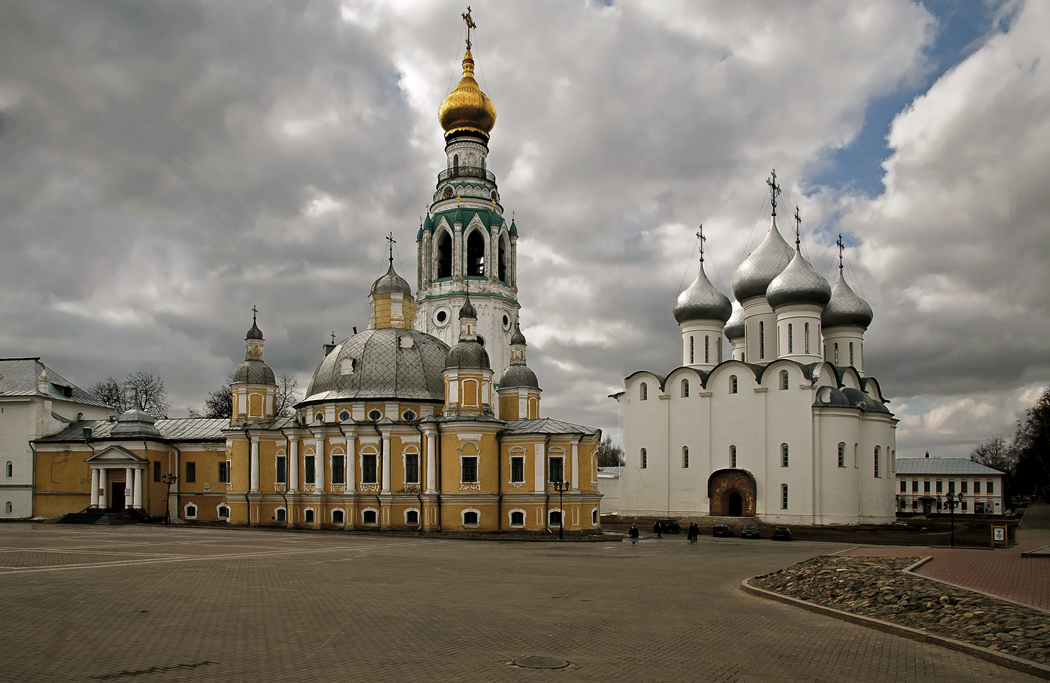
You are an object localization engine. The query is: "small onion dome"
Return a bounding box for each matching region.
[370,263,412,296]
[510,320,526,346]
[813,385,850,408]
[110,407,162,438]
[724,306,745,341]
[246,319,263,340]
[841,387,891,414]
[673,265,732,323]
[445,339,489,370]
[731,219,794,302]
[438,47,497,139]
[500,364,539,389]
[766,250,831,309]
[232,359,276,385]
[459,296,477,319]
[822,272,873,329]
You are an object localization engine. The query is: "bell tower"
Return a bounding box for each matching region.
[416,7,519,387]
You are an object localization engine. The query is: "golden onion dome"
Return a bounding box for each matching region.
[438,46,497,139]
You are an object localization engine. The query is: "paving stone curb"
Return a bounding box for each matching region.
[742,570,1050,680]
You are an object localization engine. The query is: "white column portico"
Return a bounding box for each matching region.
[288,438,299,492]
[534,442,545,493]
[313,437,324,492]
[381,429,391,494]
[571,439,580,491]
[90,469,100,507]
[132,468,143,508]
[125,467,134,507]
[250,435,261,493]
[425,426,438,494]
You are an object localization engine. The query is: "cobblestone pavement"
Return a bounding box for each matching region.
[0,524,1042,682]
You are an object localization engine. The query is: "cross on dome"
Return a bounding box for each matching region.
[767,169,781,216]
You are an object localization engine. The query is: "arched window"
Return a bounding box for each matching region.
[406,509,420,525]
[834,342,839,365]
[592,508,599,525]
[874,446,881,478]
[681,379,689,398]
[640,382,648,400]
[332,509,345,524]
[729,375,738,394]
[689,336,695,364]
[436,230,452,278]
[682,446,690,468]
[305,509,314,523]
[759,321,765,359]
[704,335,710,363]
[509,509,525,527]
[466,229,486,276]
[730,445,737,468]
[453,153,459,173]
[849,342,855,366]
[4,502,11,513]
[4,461,11,478]
[805,322,810,354]
[640,448,647,469]
[781,484,789,509]
[788,323,793,353]
[781,443,789,467]
[497,234,509,283]
[217,505,229,519]
[362,508,378,525]
[780,370,789,390]
[276,508,287,522]
[548,509,563,526]
[463,510,479,526]
[837,443,845,468]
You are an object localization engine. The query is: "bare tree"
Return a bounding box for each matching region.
[90,372,170,419]
[275,374,301,416]
[970,436,1017,475]
[595,435,625,468]
[1014,386,1050,500]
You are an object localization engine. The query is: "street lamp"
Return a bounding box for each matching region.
[552,480,570,540]
[944,491,963,547]
[161,473,177,525]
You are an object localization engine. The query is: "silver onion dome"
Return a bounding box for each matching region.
[303,328,449,403]
[510,321,526,346]
[370,263,412,296]
[232,359,276,385]
[731,217,794,302]
[766,249,831,310]
[724,305,745,341]
[822,272,873,329]
[673,265,732,323]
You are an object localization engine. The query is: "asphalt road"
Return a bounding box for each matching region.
[0,523,1040,682]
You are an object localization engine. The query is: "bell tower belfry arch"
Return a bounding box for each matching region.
[415,8,519,384]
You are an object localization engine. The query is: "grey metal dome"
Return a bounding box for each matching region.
[246,320,264,340]
[510,321,526,346]
[232,359,276,385]
[766,249,832,310]
[370,263,412,296]
[822,272,873,329]
[724,306,745,341]
[445,339,489,370]
[110,407,162,437]
[500,364,539,389]
[841,387,891,414]
[673,265,732,323]
[731,218,794,302]
[813,385,850,408]
[459,296,477,319]
[303,328,449,403]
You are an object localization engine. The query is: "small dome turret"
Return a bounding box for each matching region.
[766,249,831,310]
[110,407,162,438]
[438,37,497,140]
[674,264,732,324]
[724,306,745,341]
[459,296,477,319]
[823,271,873,329]
[370,262,412,296]
[731,216,794,302]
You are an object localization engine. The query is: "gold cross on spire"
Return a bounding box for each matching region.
[462,6,476,48]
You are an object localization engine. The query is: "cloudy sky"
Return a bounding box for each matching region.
[2,0,1047,458]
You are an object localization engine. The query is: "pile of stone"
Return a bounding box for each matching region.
[750,555,1049,665]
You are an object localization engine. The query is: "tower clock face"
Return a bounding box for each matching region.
[443,186,454,199]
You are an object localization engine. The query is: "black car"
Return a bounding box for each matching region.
[740,524,760,539]
[712,523,733,537]
[771,526,793,541]
[655,519,681,534]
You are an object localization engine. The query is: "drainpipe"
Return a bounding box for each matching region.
[413,423,426,531]
[496,431,503,534]
[543,434,552,534]
[168,443,181,522]
[242,427,252,527]
[29,441,41,516]
[436,422,442,532]
[371,421,382,528]
[336,423,348,530]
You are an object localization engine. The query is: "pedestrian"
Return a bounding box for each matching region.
[689,522,699,543]
[629,524,639,544]
[654,521,662,538]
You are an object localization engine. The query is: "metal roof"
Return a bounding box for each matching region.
[0,358,109,408]
[39,417,228,443]
[895,458,1005,476]
[501,418,599,436]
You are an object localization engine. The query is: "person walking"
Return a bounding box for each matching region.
[654,521,662,539]
[688,522,699,543]
[629,524,640,544]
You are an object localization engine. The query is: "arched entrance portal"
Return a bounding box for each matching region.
[708,469,756,517]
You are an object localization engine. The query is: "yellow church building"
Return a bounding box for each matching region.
[33,14,603,535]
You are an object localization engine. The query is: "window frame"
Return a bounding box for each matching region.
[461,456,479,484]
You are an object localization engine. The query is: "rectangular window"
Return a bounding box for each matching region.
[704,335,709,363]
[304,456,316,483]
[682,448,689,468]
[936,480,942,493]
[948,480,955,493]
[781,444,789,467]
[641,449,647,469]
[276,456,287,484]
[923,480,930,493]
[874,451,880,478]
[185,462,196,483]
[218,461,229,483]
[362,454,377,484]
[899,480,906,493]
[153,461,161,482]
[781,484,788,509]
[510,456,525,483]
[974,481,981,494]
[548,456,564,483]
[461,456,478,483]
[405,453,420,484]
[912,480,918,493]
[961,481,968,494]
[332,455,346,485]
[987,481,994,494]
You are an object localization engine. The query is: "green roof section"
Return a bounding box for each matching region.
[423,207,506,233]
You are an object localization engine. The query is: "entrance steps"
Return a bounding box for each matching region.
[58,510,140,525]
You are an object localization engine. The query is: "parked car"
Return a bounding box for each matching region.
[712,523,733,537]
[740,524,761,539]
[655,519,681,534]
[771,526,793,541]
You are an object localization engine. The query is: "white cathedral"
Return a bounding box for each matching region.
[616,183,897,525]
